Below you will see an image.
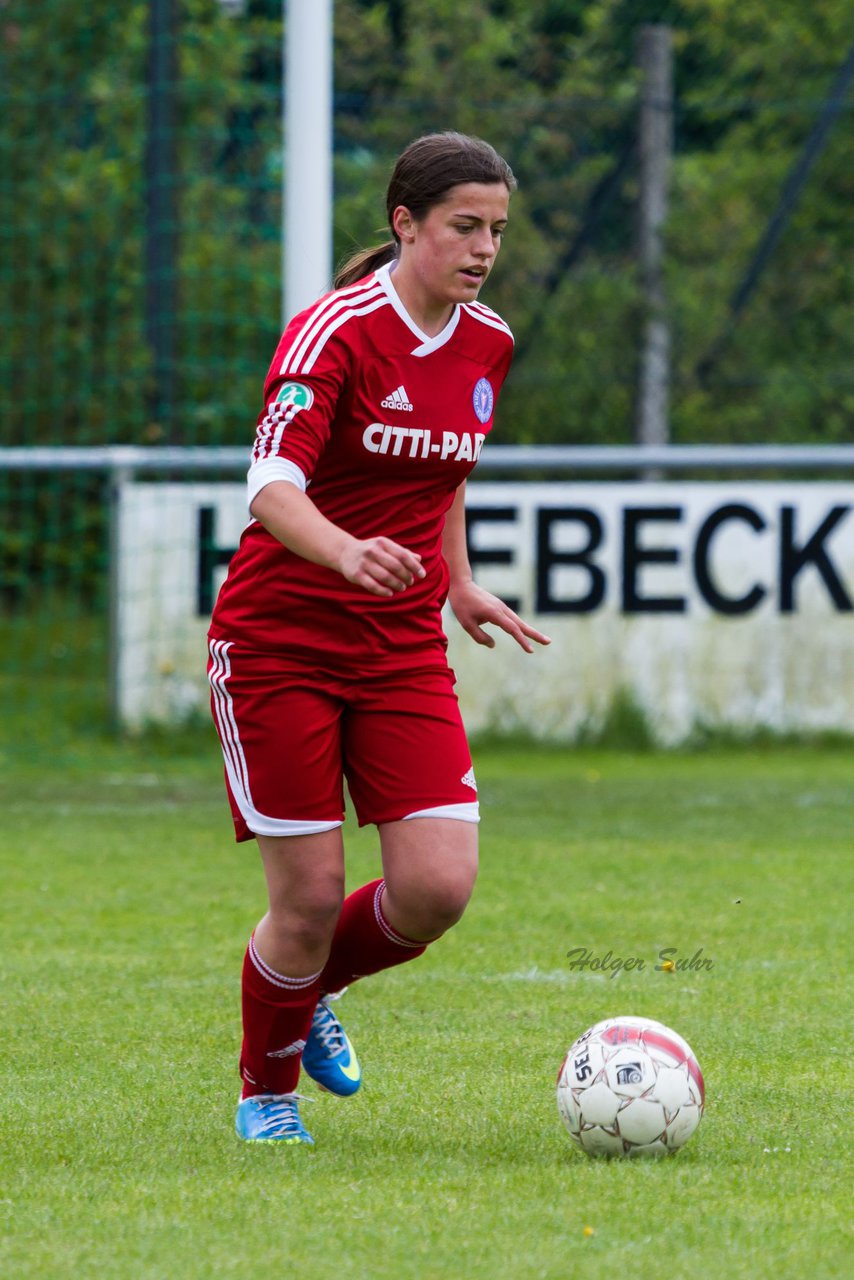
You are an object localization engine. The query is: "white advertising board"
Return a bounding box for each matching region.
[114,481,854,742]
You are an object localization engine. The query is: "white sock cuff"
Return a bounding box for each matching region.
[373,881,428,950]
[248,935,322,990]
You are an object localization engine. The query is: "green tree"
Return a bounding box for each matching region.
[1,0,851,453]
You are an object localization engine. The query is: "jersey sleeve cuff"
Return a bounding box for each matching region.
[247,457,308,508]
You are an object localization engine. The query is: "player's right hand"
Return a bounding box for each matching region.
[337,536,426,597]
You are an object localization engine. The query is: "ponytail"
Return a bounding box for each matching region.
[334,240,397,289]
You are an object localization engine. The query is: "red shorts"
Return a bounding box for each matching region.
[207,638,479,842]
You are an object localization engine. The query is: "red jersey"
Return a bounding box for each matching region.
[210,262,514,666]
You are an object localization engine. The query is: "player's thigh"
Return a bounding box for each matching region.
[257,828,346,922]
[342,666,480,827]
[208,640,346,838]
[378,815,479,923]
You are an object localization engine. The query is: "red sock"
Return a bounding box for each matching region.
[239,934,322,1098]
[319,878,428,996]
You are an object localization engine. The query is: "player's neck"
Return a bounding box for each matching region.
[387,265,455,338]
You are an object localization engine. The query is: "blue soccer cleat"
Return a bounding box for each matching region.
[301,994,362,1097]
[235,1092,314,1144]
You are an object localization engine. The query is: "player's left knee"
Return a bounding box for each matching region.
[411,868,476,935]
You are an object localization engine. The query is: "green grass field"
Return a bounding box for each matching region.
[1,735,852,1279]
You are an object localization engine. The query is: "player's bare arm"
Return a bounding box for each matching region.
[442,482,551,653]
[251,480,425,598]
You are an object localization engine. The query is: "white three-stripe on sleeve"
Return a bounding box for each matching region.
[252,401,301,465]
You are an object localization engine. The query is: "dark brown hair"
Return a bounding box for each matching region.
[334,132,517,289]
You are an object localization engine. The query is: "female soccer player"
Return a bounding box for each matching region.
[208,131,550,1144]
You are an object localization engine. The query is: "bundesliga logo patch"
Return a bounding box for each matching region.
[472,377,494,424]
[274,381,314,412]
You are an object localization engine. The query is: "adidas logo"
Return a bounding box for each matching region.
[267,1038,307,1059]
[461,767,477,792]
[381,385,414,412]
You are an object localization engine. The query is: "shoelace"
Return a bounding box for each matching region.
[253,1092,314,1138]
[311,1001,348,1059]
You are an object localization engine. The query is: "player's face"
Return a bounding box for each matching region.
[392,182,510,326]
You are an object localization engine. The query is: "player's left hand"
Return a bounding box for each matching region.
[448,580,551,654]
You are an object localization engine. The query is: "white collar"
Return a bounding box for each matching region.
[375,260,461,356]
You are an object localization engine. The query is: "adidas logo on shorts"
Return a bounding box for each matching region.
[381,385,414,412]
[461,767,477,791]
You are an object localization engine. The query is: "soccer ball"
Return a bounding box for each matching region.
[556,1016,705,1157]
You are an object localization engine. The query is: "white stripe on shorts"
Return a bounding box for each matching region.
[208,638,343,838]
[208,639,253,803]
[402,802,480,823]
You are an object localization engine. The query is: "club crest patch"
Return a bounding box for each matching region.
[472,377,494,424]
[274,381,314,412]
